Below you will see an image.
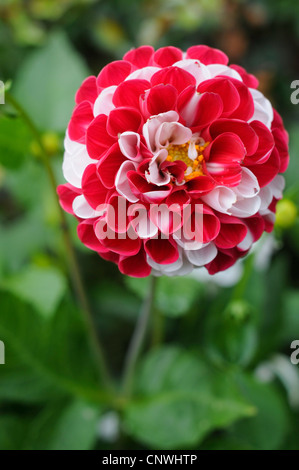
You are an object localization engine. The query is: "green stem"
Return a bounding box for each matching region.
[122,276,157,397]
[152,307,165,347]
[231,253,254,301]
[6,92,114,393]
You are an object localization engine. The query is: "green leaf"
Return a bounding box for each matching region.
[123,346,255,449]
[280,289,299,345]
[125,276,203,317]
[1,265,67,318]
[46,400,100,450]
[0,292,104,405]
[0,369,60,404]
[13,31,89,132]
[0,115,31,169]
[231,374,289,450]
[0,414,30,450]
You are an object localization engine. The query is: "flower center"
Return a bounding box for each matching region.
[166,141,209,181]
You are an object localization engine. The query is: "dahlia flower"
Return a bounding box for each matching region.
[57,45,289,277]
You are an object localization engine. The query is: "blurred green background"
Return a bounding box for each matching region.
[0,0,299,450]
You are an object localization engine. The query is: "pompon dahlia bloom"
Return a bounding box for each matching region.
[57,45,289,278]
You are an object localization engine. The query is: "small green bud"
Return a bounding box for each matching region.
[275,199,297,229]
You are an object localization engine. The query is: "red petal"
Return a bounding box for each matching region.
[227,78,254,121]
[244,120,274,165]
[190,92,224,131]
[201,206,221,243]
[186,175,216,197]
[153,46,183,67]
[144,237,179,265]
[107,107,143,137]
[145,84,178,116]
[205,133,246,163]
[160,159,186,183]
[209,119,259,156]
[119,247,152,277]
[151,66,196,94]
[113,79,151,109]
[128,172,172,203]
[77,219,109,253]
[123,46,155,68]
[205,133,245,186]
[86,114,116,159]
[245,214,265,242]
[166,188,190,207]
[230,64,259,88]
[99,251,120,264]
[99,225,141,256]
[106,194,130,233]
[68,101,94,143]
[197,77,240,117]
[184,204,220,244]
[75,76,98,105]
[97,60,132,88]
[247,148,280,188]
[57,184,81,214]
[214,213,247,249]
[97,143,125,189]
[272,127,289,173]
[206,248,244,274]
[186,45,229,65]
[82,164,108,210]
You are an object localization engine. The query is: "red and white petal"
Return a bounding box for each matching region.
[63,134,97,188]
[93,86,116,117]
[57,184,81,215]
[73,194,104,219]
[233,168,260,199]
[201,187,237,214]
[125,66,160,82]
[173,59,211,85]
[185,243,217,266]
[228,195,261,218]
[118,132,142,162]
[146,149,171,186]
[129,204,158,239]
[206,64,242,81]
[151,66,196,94]
[143,110,179,153]
[250,88,274,129]
[179,89,223,129]
[115,160,139,203]
[155,121,192,149]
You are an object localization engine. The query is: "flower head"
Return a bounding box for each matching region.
[58,45,289,277]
